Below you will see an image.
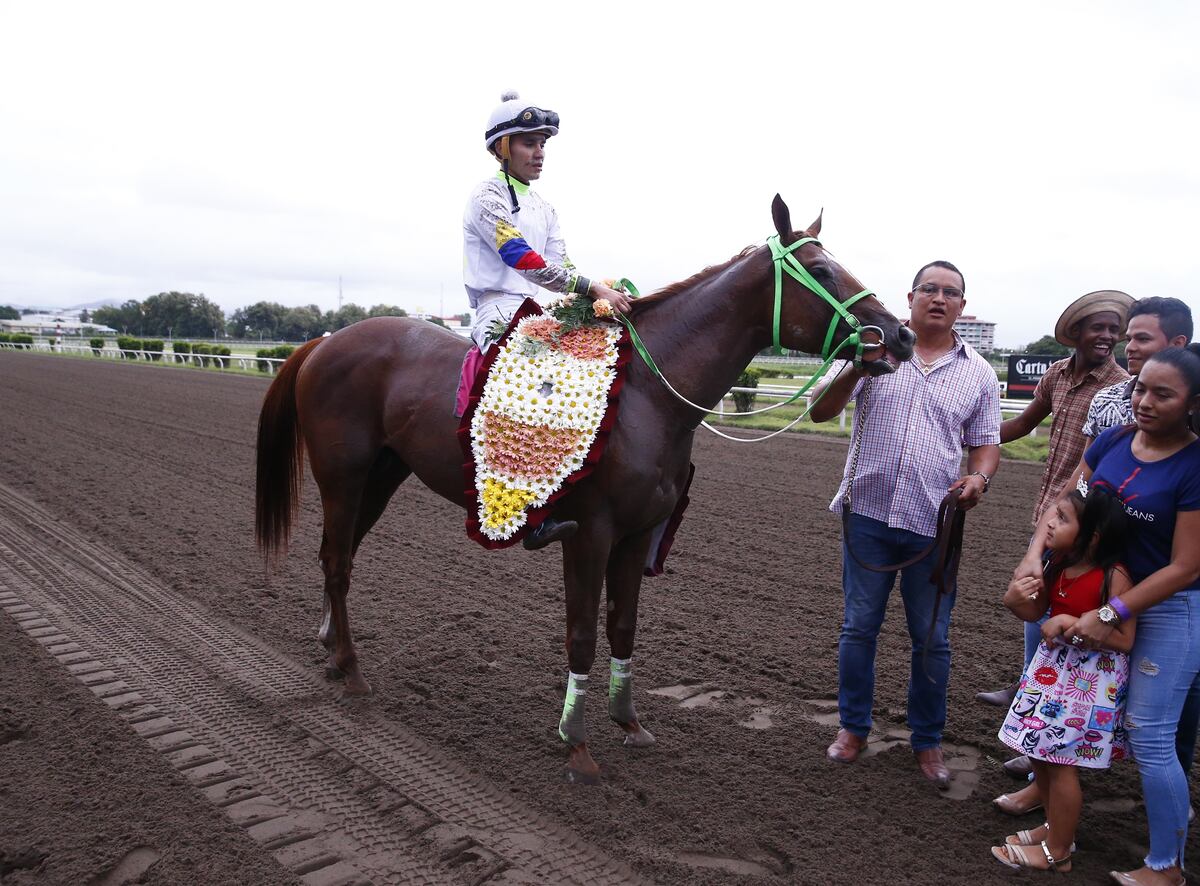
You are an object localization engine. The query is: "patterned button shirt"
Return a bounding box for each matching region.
[1029,356,1129,526]
[1082,378,1135,438]
[829,335,1002,539]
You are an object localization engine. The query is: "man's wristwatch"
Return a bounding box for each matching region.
[969,471,990,493]
[1097,604,1122,627]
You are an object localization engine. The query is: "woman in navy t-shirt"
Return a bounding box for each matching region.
[1071,345,1200,886]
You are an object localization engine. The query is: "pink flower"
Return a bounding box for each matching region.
[555,327,609,361]
[522,317,563,343]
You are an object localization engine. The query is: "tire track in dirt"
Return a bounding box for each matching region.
[0,481,643,886]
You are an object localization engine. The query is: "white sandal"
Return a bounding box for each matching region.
[991,840,1072,873]
[1005,823,1076,853]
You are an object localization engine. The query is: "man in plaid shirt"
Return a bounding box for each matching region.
[811,260,1001,787]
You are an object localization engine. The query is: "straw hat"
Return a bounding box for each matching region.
[1054,290,1135,347]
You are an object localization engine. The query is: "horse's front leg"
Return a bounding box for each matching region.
[605,527,656,748]
[559,527,611,784]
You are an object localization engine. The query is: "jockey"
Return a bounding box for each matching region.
[462,91,631,551]
[464,90,632,350]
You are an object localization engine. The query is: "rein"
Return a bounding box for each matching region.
[842,377,966,677]
[612,235,886,441]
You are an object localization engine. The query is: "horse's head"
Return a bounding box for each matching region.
[769,195,913,374]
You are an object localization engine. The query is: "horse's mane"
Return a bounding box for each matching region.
[626,244,761,315]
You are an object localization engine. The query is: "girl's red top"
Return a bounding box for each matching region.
[1048,563,1124,618]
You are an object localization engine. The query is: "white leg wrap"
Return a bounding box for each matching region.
[608,657,636,724]
[559,672,589,745]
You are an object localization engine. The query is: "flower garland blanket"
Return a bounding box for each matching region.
[457,298,632,549]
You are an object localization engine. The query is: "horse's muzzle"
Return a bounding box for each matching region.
[861,324,914,376]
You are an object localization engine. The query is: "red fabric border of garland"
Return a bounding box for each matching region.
[456,298,633,550]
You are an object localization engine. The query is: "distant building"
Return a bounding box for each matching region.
[955,315,996,351]
[413,313,472,339]
[0,309,116,336]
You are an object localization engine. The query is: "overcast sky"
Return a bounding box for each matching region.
[2,1,1196,346]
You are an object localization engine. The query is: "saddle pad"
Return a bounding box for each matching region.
[457,298,631,548]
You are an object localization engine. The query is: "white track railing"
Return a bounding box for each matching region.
[719,385,1035,432]
[2,342,1037,430]
[0,341,288,373]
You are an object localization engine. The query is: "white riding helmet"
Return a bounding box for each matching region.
[485,90,559,158]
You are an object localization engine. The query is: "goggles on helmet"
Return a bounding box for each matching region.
[485,106,560,142]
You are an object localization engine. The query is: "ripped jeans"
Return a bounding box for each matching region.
[1125,592,1200,871]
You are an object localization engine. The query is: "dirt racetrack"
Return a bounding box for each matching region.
[1,349,1195,885]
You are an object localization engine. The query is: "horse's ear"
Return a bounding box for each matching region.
[771,194,792,240]
[806,208,823,237]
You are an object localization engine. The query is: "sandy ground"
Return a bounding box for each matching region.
[0,349,1195,885]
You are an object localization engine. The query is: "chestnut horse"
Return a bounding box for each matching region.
[255,196,914,781]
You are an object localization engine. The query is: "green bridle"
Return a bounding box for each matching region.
[767,233,882,366]
[615,234,887,415]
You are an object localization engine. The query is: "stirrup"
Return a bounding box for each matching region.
[522,518,579,551]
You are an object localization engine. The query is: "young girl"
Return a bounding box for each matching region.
[990,487,1136,873]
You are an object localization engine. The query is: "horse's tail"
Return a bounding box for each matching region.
[255,338,325,559]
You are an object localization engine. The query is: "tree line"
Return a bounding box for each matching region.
[0,297,1117,354]
[36,292,471,341]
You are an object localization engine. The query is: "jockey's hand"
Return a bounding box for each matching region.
[592,283,633,315]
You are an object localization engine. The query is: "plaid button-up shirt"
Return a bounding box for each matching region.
[1030,355,1129,527]
[829,336,1001,538]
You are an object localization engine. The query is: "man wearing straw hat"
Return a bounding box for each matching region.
[976,290,1134,805]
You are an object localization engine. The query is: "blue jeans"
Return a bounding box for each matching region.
[1023,617,1046,669]
[1125,592,1200,871]
[839,513,957,750]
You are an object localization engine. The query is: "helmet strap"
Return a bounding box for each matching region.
[500,158,520,214]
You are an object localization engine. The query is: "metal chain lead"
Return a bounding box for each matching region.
[845,374,874,511]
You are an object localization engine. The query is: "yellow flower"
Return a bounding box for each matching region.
[481,478,536,529]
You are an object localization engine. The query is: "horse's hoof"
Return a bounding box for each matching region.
[565,743,600,785]
[621,725,655,748]
[342,671,372,696]
[564,765,601,785]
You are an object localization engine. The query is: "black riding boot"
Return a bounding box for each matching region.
[523,517,579,550]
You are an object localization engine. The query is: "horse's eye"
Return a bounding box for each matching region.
[808,263,834,287]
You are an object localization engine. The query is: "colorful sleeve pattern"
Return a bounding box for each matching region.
[494,219,547,270]
[476,186,589,296]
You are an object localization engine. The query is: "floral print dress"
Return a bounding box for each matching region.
[998,565,1130,768]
